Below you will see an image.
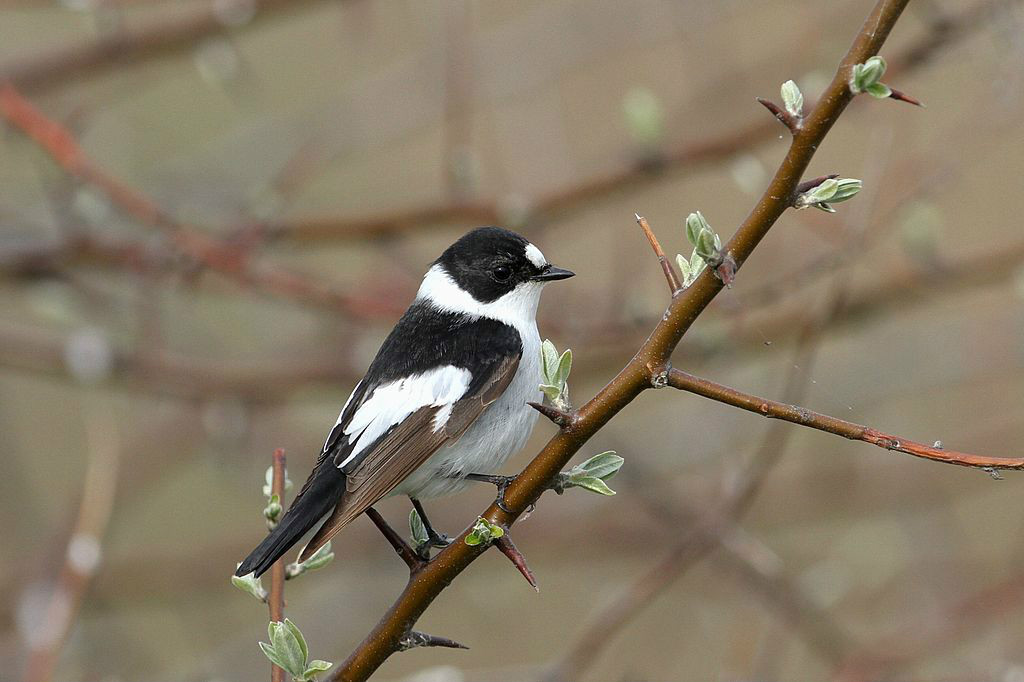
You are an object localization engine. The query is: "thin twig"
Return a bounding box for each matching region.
[364,508,424,573]
[634,213,682,293]
[756,97,801,134]
[268,449,287,682]
[666,368,1024,471]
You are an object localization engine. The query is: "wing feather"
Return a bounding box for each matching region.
[298,354,520,560]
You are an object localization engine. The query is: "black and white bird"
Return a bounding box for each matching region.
[236,227,574,578]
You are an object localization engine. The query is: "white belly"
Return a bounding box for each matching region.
[392,327,542,500]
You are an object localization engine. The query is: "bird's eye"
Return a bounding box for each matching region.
[492,264,513,282]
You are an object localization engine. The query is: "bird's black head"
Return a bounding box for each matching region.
[433,226,574,303]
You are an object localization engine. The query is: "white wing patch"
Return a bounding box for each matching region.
[525,243,546,269]
[336,366,472,468]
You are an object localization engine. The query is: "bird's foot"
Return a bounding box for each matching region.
[411,499,452,560]
[463,473,516,513]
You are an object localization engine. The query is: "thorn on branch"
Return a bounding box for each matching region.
[365,508,425,573]
[527,401,575,429]
[495,534,539,592]
[634,213,683,294]
[756,97,800,134]
[888,87,924,107]
[398,630,469,652]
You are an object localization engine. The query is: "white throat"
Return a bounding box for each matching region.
[416,264,543,336]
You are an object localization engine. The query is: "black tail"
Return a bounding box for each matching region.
[235,465,345,578]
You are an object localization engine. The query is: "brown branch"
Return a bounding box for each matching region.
[666,368,1024,471]
[268,449,287,682]
[24,407,121,682]
[263,0,1000,246]
[0,85,400,320]
[364,508,424,573]
[0,0,332,93]
[329,2,914,679]
[634,213,682,294]
[835,570,1024,681]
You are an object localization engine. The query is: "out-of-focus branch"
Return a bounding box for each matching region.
[0,324,360,401]
[23,407,121,682]
[836,570,1024,681]
[0,85,400,319]
[265,0,999,245]
[0,0,331,93]
[667,368,1024,471]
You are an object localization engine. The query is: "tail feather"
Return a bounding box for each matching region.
[235,465,345,578]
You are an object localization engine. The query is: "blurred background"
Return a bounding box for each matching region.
[2,0,1024,680]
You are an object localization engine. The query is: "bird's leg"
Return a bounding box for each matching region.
[410,499,451,559]
[463,473,515,513]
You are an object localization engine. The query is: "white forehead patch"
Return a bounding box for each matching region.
[525,243,547,269]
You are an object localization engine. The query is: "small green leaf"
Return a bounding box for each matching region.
[269,619,306,678]
[690,250,704,272]
[555,349,572,387]
[809,178,839,202]
[865,82,892,98]
[464,517,504,546]
[576,451,624,480]
[569,475,617,496]
[286,542,334,579]
[830,178,862,203]
[260,641,291,673]
[409,509,429,547]
[851,56,887,94]
[685,211,709,246]
[539,384,562,401]
[231,570,268,602]
[541,340,559,380]
[780,79,803,117]
[305,659,334,678]
[696,229,718,261]
[284,618,308,667]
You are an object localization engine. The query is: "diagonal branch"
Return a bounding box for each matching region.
[0,85,400,320]
[329,2,914,680]
[666,368,1024,471]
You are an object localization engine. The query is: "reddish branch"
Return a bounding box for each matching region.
[24,409,121,682]
[328,2,915,679]
[0,85,400,320]
[634,213,682,294]
[268,449,287,682]
[667,369,1024,471]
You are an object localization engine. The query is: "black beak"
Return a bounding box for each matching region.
[532,264,575,282]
